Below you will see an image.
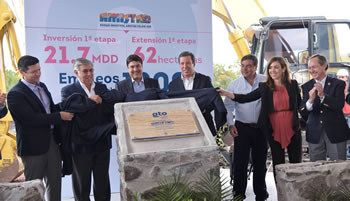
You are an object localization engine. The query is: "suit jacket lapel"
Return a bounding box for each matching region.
[193,73,200,89]
[39,82,55,106]
[75,82,88,97]
[144,78,152,89]
[178,78,185,91]
[323,76,331,96]
[127,78,134,92]
[19,80,46,112]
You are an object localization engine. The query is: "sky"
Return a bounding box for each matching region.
[212,0,350,66]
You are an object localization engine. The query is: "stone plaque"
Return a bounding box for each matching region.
[127,109,200,141]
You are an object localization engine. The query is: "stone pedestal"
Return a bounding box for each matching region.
[275,161,350,201]
[115,98,219,200]
[0,179,45,201]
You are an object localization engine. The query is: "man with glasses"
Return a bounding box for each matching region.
[61,58,113,201]
[7,55,74,201]
[223,54,268,201]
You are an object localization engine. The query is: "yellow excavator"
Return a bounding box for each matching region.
[212,0,350,84]
[0,0,23,182]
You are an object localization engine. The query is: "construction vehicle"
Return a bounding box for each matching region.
[0,0,23,182]
[212,0,350,84]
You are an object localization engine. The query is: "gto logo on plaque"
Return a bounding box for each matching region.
[127,109,200,141]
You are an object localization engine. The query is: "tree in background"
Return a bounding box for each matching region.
[213,63,241,89]
[5,70,20,92]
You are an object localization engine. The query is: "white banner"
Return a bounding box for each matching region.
[24,0,213,103]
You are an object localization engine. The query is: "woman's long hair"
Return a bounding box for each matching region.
[265,57,292,90]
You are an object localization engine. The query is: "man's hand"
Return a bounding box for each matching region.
[229,125,238,137]
[314,82,324,98]
[217,89,235,99]
[308,87,317,104]
[89,95,102,104]
[0,90,6,106]
[60,112,74,121]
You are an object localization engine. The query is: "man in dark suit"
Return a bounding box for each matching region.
[300,54,349,161]
[7,55,74,201]
[61,58,112,201]
[116,54,159,93]
[168,51,216,135]
[0,90,7,118]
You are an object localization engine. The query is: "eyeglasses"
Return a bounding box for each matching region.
[79,69,94,73]
[240,64,254,68]
[25,69,41,74]
[337,76,348,79]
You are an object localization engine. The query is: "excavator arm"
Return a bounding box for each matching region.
[212,0,266,60]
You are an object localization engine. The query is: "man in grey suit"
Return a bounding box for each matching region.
[116,54,159,93]
[300,54,350,161]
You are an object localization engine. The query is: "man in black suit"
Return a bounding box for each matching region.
[116,54,159,93]
[61,58,113,201]
[300,54,349,161]
[7,55,74,201]
[0,90,7,118]
[168,51,216,135]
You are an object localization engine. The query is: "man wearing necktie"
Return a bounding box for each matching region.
[300,54,349,161]
[7,55,74,201]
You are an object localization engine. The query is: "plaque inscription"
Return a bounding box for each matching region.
[127,109,200,141]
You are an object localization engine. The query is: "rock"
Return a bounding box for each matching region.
[275,161,350,201]
[115,98,220,200]
[0,179,45,201]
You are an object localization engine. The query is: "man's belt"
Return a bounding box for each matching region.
[236,121,259,128]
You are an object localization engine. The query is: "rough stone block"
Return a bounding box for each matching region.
[115,98,219,200]
[0,179,45,201]
[275,161,350,201]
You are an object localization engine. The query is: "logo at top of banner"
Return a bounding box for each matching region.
[99,13,152,29]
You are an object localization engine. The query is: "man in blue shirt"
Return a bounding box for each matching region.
[224,54,268,201]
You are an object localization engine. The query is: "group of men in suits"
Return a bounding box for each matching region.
[117,51,217,136]
[5,51,216,201]
[9,51,348,201]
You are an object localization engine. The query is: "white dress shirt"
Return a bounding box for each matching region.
[306,76,326,111]
[181,73,195,90]
[224,74,265,126]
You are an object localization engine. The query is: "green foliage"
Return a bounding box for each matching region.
[192,169,232,201]
[305,180,350,201]
[215,124,229,149]
[5,70,20,91]
[131,169,234,201]
[213,63,240,89]
[151,171,193,201]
